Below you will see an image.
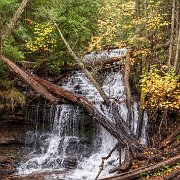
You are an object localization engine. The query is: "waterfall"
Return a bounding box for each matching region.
[17,70,147,179]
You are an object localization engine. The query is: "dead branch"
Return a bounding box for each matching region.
[95,144,118,180]
[101,154,180,180]
[162,126,180,148]
[51,17,111,106]
[109,145,132,174]
[124,53,132,127]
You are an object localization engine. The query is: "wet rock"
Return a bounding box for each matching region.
[63,157,78,169]
[65,138,79,156]
[74,84,81,90]
[0,137,22,145]
[0,156,17,178]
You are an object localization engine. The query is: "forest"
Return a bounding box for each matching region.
[0,0,179,179]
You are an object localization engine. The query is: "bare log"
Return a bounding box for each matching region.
[101,154,180,180]
[1,54,143,156]
[27,71,143,152]
[82,49,126,67]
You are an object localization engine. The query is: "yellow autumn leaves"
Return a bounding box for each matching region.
[141,66,180,110]
[87,0,132,51]
[87,0,168,52]
[25,22,56,53]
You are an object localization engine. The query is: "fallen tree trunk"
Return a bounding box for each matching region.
[101,154,180,180]
[1,55,144,176]
[62,56,123,72]
[27,71,142,151]
[1,56,59,103]
[1,54,142,153]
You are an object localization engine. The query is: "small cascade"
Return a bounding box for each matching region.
[18,104,97,175]
[17,70,148,179]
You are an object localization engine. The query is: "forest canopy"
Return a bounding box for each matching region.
[0,0,179,115]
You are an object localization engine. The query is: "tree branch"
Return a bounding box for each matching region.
[51,18,111,106]
[1,0,29,41]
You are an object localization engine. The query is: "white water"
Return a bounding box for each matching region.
[17,69,147,179]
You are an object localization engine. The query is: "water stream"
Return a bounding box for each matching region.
[17,69,147,179]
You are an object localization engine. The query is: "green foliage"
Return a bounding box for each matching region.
[0,0,179,116]
[0,0,19,26]
[21,0,100,74]
[3,37,25,62]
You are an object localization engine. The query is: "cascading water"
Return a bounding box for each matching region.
[17,69,148,179]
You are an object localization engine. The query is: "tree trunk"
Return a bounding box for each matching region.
[174,25,180,71]
[144,0,148,17]
[0,15,2,60]
[124,53,132,127]
[135,0,140,18]
[136,106,144,139]
[168,0,176,68]
[1,0,29,41]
